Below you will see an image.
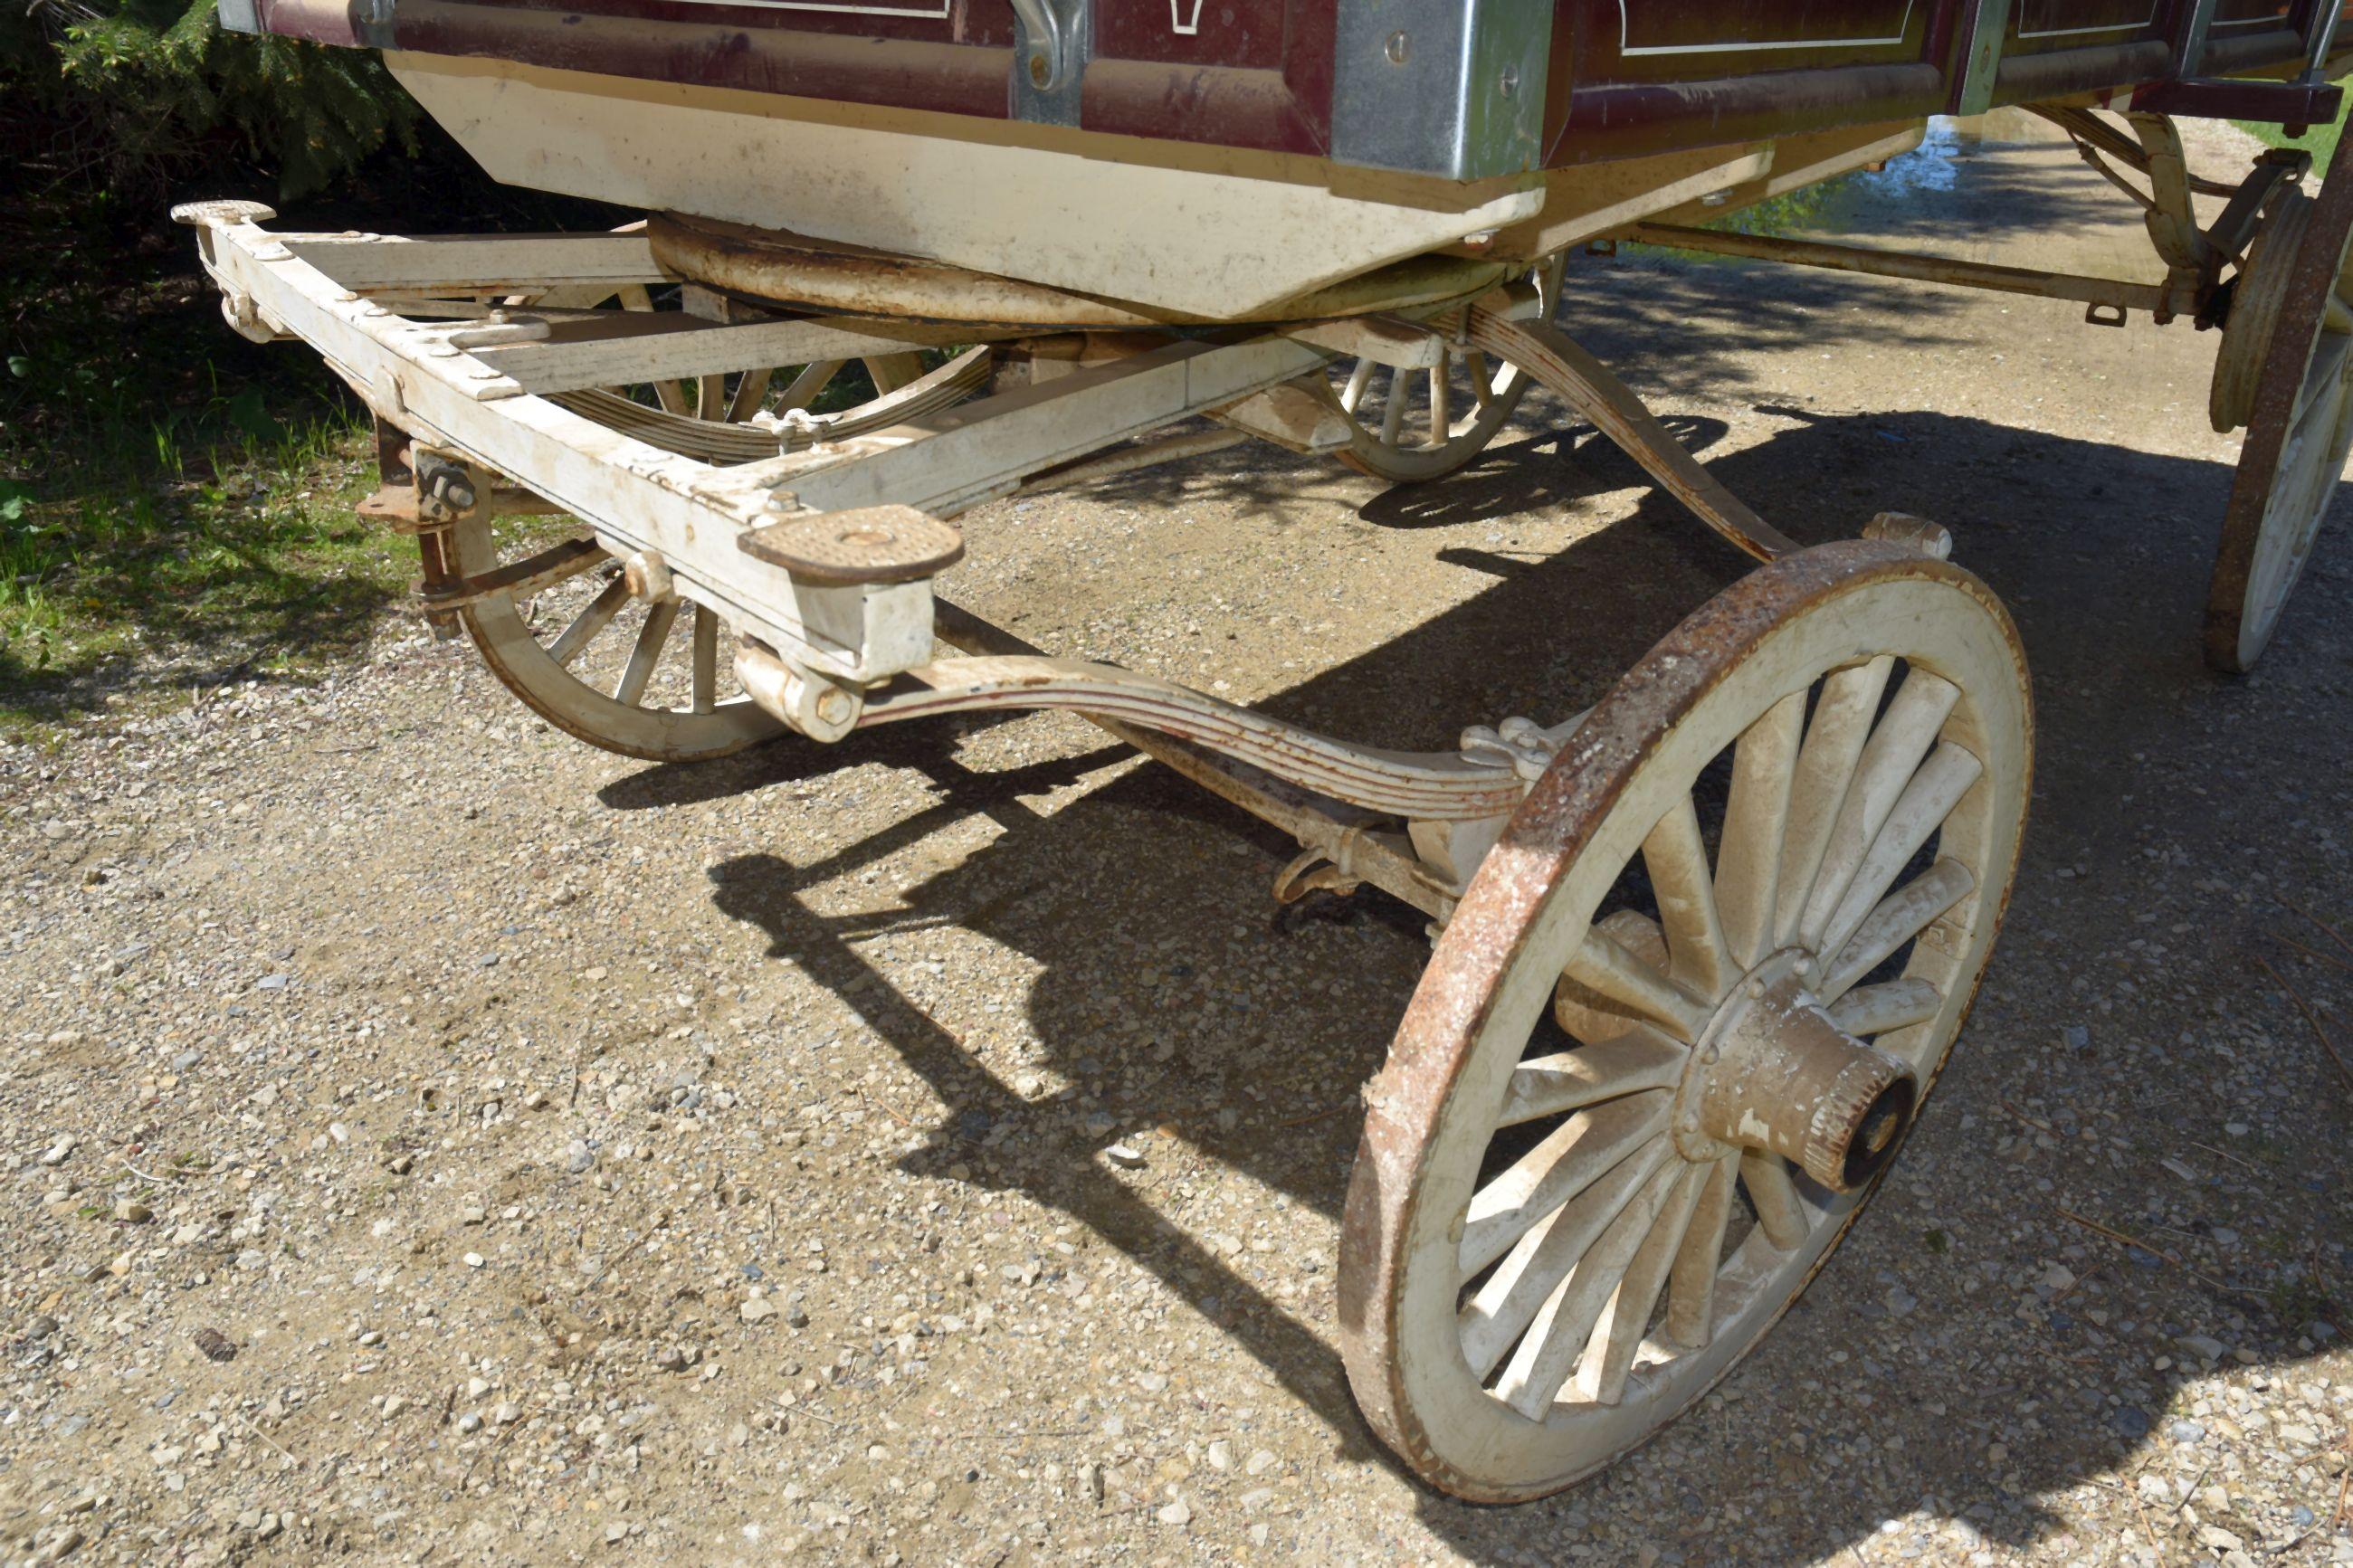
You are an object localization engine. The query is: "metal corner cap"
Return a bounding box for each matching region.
[1329,0,1553,181]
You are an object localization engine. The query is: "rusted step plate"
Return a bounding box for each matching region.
[738,505,964,585]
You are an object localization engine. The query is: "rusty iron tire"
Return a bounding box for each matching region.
[449,515,788,764]
[2206,160,2353,674]
[1337,254,1567,486]
[1338,540,2032,1503]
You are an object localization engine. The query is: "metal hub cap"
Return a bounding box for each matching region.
[1670,948,1917,1189]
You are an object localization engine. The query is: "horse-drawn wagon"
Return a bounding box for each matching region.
[176,0,2353,1500]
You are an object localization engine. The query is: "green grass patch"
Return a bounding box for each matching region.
[2238,75,2353,173]
[0,187,413,743]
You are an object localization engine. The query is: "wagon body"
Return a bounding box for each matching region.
[224,0,2353,316]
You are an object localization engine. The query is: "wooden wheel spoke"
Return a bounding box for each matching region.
[1643,794,1733,999]
[1716,690,1805,971]
[1460,1091,1671,1280]
[1796,670,1960,949]
[1341,358,1376,414]
[651,378,691,417]
[1822,858,1976,999]
[1816,742,1984,962]
[1562,927,1711,1041]
[1826,976,1942,1038]
[614,599,681,707]
[547,575,631,670]
[1495,1031,1686,1127]
[863,352,926,397]
[1494,1159,1686,1417]
[1460,1136,1672,1378]
[1739,1150,1810,1250]
[1428,358,1453,446]
[1664,1155,1738,1348]
[693,372,727,421]
[726,366,776,423]
[778,359,845,412]
[691,603,719,716]
[1467,348,1494,410]
[1774,656,1894,946]
[1575,1165,1706,1406]
[1380,366,1410,447]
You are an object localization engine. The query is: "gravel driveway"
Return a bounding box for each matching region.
[2,115,2348,1566]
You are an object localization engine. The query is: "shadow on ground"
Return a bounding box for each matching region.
[601,392,2353,1563]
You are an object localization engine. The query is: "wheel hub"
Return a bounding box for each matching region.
[1669,948,1918,1191]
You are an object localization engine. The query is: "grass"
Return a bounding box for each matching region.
[0,183,412,743]
[0,130,626,746]
[2237,72,2353,172]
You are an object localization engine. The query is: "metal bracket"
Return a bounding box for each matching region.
[1009,0,1090,128]
[1330,0,1551,180]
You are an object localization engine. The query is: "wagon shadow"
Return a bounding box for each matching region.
[630,400,2350,1563]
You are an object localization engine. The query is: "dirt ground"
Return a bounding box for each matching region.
[4,116,2351,1567]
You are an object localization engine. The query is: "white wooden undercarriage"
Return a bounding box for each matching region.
[175,195,2038,1504]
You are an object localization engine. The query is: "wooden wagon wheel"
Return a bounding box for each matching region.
[2205,167,2353,674]
[1334,254,1567,483]
[445,513,786,763]
[1340,540,2031,1502]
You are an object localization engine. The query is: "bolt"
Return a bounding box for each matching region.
[1028,52,1051,87]
[1499,63,1519,98]
[814,688,855,726]
[1701,1045,1720,1064]
[1746,978,1765,999]
[1793,955,1814,977]
[1384,30,1410,64]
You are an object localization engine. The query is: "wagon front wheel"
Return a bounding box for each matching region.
[445,514,787,763]
[1339,540,2031,1502]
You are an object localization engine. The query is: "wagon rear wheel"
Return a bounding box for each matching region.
[1335,255,1565,484]
[1340,540,2031,1502]
[2205,168,2353,673]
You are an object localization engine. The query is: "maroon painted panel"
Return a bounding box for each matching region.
[301,0,2343,168]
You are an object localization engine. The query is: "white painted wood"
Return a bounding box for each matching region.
[1563,928,1712,1042]
[760,334,1338,518]
[1460,1136,1673,1379]
[1773,656,1894,946]
[1816,742,1986,962]
[386,52,1541,320]
[466,314,977,394]
[1663,1155,1738,1347]
[1739,1151,1809,1250]
[1494,1034,1688,1127]
[281,231,667,291]
[1575,1165,1705,1405]
[1821,859,1977,999]
[1796,668,1959,949]
[1459,1091,1672,1281]
[1714,690,1805,971]
[1825,977,1943,1038]
[1643,794,1734,1001]
[1495,1160,1687,1417]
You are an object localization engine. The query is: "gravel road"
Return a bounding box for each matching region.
[2,116,2348,1567]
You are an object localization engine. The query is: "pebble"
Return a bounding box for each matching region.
[2169,1419,2205,1443]
[2178,1334,2226,1362]
[1157,1497,1192,1527]
[462,1252,485,1269]
[112,1200,151,1223]
[741,1296,777,1323]
[1103,1142,1145,1168]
